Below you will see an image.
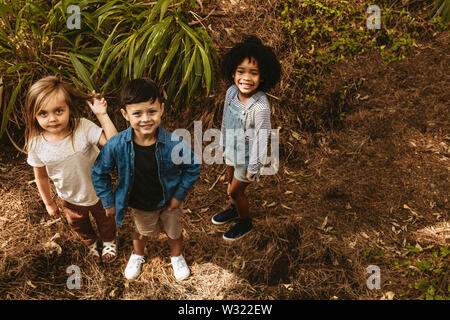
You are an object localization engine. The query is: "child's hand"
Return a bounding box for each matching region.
[246,173,257,182]
[46,202,61,218]
[87,90,108,116]
[168,198,182,211]
[105,206,115,217]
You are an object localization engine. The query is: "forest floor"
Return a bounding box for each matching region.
[0,0,449,300]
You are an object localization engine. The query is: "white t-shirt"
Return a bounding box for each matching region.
[27,118,103,206]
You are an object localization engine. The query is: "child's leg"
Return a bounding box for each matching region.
[226,165,235,203]
[132,232,148,256]
[160,206,184,257]
[90,200,116,242]
[58,198,97,246]
[229,177,251,219]
[161,206,189,280]
[167,235,183,257]
[211,166,239,225]
[130,207,161,255]
[89,200,117,262]
[222,178,253,241]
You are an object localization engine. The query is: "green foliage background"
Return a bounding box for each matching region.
[0,0,217,143]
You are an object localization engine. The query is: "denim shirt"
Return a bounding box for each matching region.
[91,126,201,227]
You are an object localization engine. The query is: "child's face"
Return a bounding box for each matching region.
[121,98,164,140]
[232,57,262,98]
[36,90,71,137]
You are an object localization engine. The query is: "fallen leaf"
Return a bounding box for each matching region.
[403,204,420,217]
[43,241,62,255]
[291,131,301,141]
[26,280,37,289]
[321,216,328,229]
[200,208,209,213]
[381,291,395,300]
[109,288,117,298]
[284,191,293,195]
[266,202,276,208]
[42,218,61,227]
[281,204,292,210]
[50,233,60,241]
[283,284,293,291]
[361,232,370,239]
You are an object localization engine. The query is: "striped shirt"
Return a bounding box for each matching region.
[220,85,271,174]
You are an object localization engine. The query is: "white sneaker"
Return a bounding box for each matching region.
[124,252,146,280]
[170,255,190,281]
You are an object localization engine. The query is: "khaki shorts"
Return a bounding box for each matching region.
[130,205,183,240]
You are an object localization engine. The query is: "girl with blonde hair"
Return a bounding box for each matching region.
[25,76,118,263]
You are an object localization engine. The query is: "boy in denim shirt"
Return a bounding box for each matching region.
[91,79,200,280]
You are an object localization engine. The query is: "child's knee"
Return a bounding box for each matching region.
[229,187,242,200]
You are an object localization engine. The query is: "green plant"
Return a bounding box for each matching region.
[0,0,217,148]
[430,0,450,23]
[278,0,446,131]
[362,246,386,263]
[0,0,79,144]
[398,246,450,300]
[82,0,217,108]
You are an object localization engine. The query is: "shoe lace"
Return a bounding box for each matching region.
[131,255,145,267]
[171,257,186,271]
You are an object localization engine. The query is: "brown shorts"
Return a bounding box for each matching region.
[130,205,183,240]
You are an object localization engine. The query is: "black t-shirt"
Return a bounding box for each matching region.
[129,142,164,211]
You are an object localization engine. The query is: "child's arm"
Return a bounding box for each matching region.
[169,140,201,210]
[87,92,118,146]
[247,101,271,181]
[33,166,61,218]
[91,141,116,217]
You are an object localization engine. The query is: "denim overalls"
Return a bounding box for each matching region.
[223,86,264,182]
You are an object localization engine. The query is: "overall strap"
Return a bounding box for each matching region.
[228,85,240,105]
[245,91,265,109]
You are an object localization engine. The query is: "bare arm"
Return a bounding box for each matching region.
[87,91,118,146]
[33,166,60,218]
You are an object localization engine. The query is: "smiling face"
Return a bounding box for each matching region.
[232,57,262,102]
[121,98,164,144]
[35,90,71,139]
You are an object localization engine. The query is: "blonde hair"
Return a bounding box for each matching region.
[24,76,93,151]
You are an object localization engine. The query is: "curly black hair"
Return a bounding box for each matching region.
[221,35,281,92]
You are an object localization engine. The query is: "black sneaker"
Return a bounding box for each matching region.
[211,204,238,225]
[223,218,253,241]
